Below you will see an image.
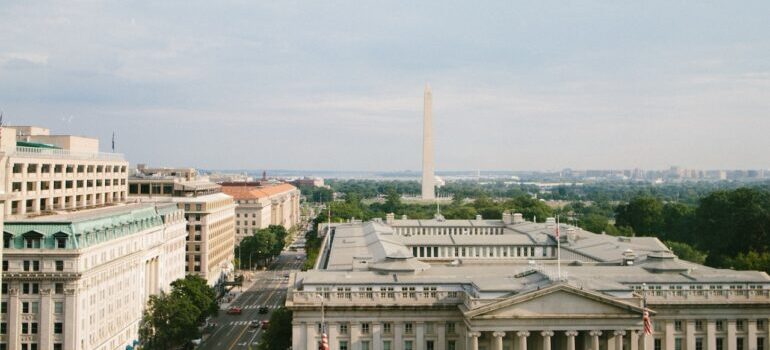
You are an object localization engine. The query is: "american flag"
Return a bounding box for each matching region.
[555,217,560,239]
[319,333,329,350]
[643,308,653,335]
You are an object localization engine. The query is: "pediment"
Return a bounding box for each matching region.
[466,283,645,320]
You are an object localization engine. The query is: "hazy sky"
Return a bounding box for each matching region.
[1,1,768,171]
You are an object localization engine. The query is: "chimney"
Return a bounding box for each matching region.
[401,214,408,220]
[512,213,524,224]
[386,213,395,225]
[502,211,512,225]
[622,249,636,266]
[475,214,483,221]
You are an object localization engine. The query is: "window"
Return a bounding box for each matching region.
[1,302,6,313]
[447,322,456,334]
[31,323,38,334]
[383,323,392,334]
[23,283,40,294]
[716,338,724,350]
[2,261,7,271]
[737,338,744,350]
[0,322,6,334]
[22,323,28,334]
[758,338,765,350]
[737,321,745,331]
[405,323,413,334]
[448,341,456,350]
[340,323,348,334]
[55,260,64,271]
[759,320,766,331]
[362,341,370,350]
[54,322,63,334]
[427,341,435,350]
[675,321,682,331]
[25,237,41,249]
[339,341,348,350]
[54,344,63,350]
[696,338,703,350]
[405,340,414,350]
[716,321,724,332]
[695,320,704,331]
[383,341,392,350]
[54,302,64,314]
[675,338,682,350]
[654,339,662,350]
[362,323,370,334]
[55,283,64,294]
[1,283,7,294]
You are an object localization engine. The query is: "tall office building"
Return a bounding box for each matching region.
[129,166,236,287]
[221,182,301,244]
[0,125,187,350]
[288,214,770,350]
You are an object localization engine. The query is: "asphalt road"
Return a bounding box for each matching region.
[198,249,305,350]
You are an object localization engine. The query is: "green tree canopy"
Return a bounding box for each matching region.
[139,292,201,349]
[614,196,664,235]
[258,307,293,350]
[170,275,218,323]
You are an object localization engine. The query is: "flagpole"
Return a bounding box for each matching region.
[557,215,561,281]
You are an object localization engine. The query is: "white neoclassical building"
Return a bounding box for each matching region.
[287,213,770,350]
[221,183,301,244]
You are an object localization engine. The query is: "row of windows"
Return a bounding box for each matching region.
[395,226,505,236]
[654,336,765,350]
[2,260,65,272]
[338,339,457,350]
[411,245,547,258]
[12,163,126,174]
[0,322,61,334]
[320,322,458,336]
[1,282,65,294]
[11,178,126,192]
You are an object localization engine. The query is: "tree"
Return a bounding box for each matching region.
[660,203,696,242]
[724,251,770,273]
[665,241,707,265]
[383,189,402,213]
[614,196,664,236]
[258,307,293,350]
[170,275,218,323]
[139,292,201,349]
[696,188,770,266]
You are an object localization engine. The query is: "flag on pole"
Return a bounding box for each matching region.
[555,217,560,239]
[643,308,654,335]
[319,333,329,350]
[111,132,115,152]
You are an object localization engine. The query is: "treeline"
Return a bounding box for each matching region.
[613,188,770,271]
[235,225,289,269]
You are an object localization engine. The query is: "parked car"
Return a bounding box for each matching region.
[260,320,270,329]
[258,306,269,314]
[227,307,242,315]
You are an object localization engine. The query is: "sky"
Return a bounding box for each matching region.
[1,1,769,172]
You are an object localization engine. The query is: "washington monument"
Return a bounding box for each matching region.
[421,84,435,200]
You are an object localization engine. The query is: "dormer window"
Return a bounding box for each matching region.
[53,232,69,249]
[3,232,12,249]
[23,231,44,249]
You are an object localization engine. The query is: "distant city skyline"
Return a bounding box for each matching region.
[2,1,769,171]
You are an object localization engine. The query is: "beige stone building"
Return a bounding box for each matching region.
[0,126,128,219]
[129,168,236,287]
[221,183,300,243]
[288,214,770,350]
[0,125,187,350]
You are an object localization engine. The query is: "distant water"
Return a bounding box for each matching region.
[202,169,522,180]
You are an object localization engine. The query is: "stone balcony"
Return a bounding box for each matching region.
[644,289,770,304]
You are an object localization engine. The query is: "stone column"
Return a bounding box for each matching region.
[727,320,737,350]
[642,332,654,350]
[329,323,340,350]
[40,288,53,350]
[351,322,362,350]
[307,322,319,350]
[590,331,603,350]
[8,287,20,350]
[542,331,554,350]
[518,331,531,350]
[748,320,757,350]
[665,321,675,350]
[468,331,481,350]
[394,322,404,350]
[566,331,579,350]
[707,321,717,350]
[417,322,426,350]
[630,330,639,350]
[64,287,77,350]
[493,332,506,350]
[437,323,446,350]
[686,321,697,350]
[293,323,305,350]
[374,323,383,350]
[615,331,626,350]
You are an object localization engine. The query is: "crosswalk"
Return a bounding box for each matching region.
[229,320,257,326]
[238,304,280,310]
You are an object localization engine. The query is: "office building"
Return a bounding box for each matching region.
[220,183,300,243]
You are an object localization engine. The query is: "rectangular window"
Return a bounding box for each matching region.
[405,340,414,350]
[675,338,682,350]
[737,338,744,350]
[54,344,63,350]
[654,339,662,350]
[22,323,28,334]
[361,341,370,350]
[54,302,64,314]
[447,322,455,334]
[0,322,5,334]
[737,321,745,331]
[716,321,724,332]
[55,260,64,271]
[54,322,63,334]
[405,323,413,334]
[758,338,765,350]
[55,283,64,294]
[716,338,724,350]
[448,341,456,350]
[362,323,370,334]
[383,323,392,334]
[1,301,6,313]
[675,321,683,332]
[339,341,348,350]
[2,261,7,271]
[695,320,704,331]
[758,320,766,331]
[31,323,38,334]
[383,341,392,350]
[427,341,434,350]
[340,323,348,334]
[696,338,703,350]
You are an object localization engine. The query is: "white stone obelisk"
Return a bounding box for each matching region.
[421,84,436,200]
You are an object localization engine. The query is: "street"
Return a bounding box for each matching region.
[198,248,305,350]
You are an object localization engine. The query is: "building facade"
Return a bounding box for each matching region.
[221,183,300,243]
[129,167,235,286]
[288,214,770,350]
[0,126,128,219]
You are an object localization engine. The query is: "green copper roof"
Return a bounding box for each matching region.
[3,204,167,250]
[16,141,61,149]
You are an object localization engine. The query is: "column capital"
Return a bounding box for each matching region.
[468,331,482,338]
[541,331,555,337]
[493,331,506,338]
[614,330,627,337]
[517,331,530,338]
[589,330,603,337]
[565,331,579,337]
